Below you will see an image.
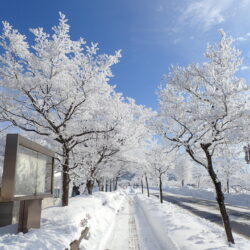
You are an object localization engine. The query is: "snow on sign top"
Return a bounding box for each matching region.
[0,134,55,201]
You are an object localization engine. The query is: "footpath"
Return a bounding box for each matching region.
[103,192,177,250]
[104,196,140,250]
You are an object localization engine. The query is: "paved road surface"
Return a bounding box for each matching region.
[156,192,250,239]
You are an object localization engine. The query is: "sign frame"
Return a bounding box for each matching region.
[0,134,54,201]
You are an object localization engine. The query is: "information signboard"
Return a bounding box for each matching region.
[0,134,55,232]
[0,134,54,201]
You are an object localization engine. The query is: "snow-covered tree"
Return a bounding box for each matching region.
[146,142,175,203]
[157,30,248,244]
[71,95,154,194]
[0,13,121,206]
[174,153,193,187]
[214,145,245,193]
[191,164,210,188]
[141,162,152,197]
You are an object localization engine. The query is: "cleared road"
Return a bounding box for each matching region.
[155,192,250,239]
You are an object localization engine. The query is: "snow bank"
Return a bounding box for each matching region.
[160,186,250,208]
[81,191,125,250]
[0,191,125,250]
[136,194,250,250]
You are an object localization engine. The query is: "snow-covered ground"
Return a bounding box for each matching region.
[0,191,125,250]
[0,188,250,250]
[98,189,250,250]
[101,194,140,250]
[136,194,250,250]
[134,195,177,249]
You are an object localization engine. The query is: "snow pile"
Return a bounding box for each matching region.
[0,191,125,250]
[98,195,132,250]
[81,191,126,250]
[161,186,250,208]
[136,194,250,250]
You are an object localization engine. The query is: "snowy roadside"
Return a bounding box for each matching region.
[136,194,250,250]
[151,186,250,209]
[0,191,125,250]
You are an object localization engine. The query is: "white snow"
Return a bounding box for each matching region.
[136,193,250,250]
[0,191,125,250]
[102,194,140,250]
[0,188,250,250]
[101,197,131,250]
[134,195,177,249]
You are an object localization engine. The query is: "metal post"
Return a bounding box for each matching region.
[243,144,250,164]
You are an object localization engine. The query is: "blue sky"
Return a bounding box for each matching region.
[1,0,250,110]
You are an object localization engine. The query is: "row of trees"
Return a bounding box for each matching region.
[143,146,248,194]
[133,30,249,245]
[152,30,249,244]
[0,13,154,206]
[0,14,249,245]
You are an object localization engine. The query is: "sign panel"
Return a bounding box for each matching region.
[15,146,53,196]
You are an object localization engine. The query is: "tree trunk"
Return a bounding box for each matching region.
[62,147,70,206]
[227,178,230,194]
[105,180,108,192]
[141,179,144,194]
[201,143,234,244]
[197,179,200,189]
[109,180,112,192]
[145,175,150,197]
[181,179,184,187]
[159,175,163,203]
[96,178,103,191]
[114,177,118,191]
[86,179,94,195]
[96,179,100,191]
